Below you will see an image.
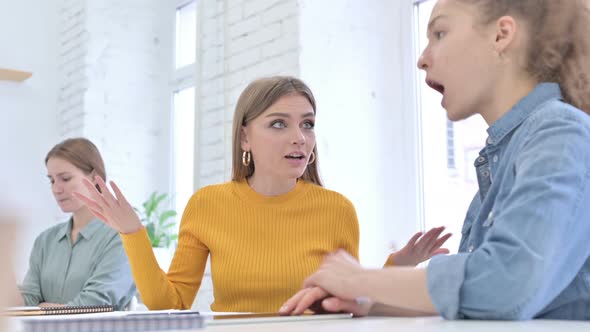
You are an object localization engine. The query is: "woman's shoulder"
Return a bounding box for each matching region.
[305,182,356,210]
[31,220,70,248]
[185,181,237,205]
[517,99,590,161]
[36,220,69,238]
[528,99,590,130]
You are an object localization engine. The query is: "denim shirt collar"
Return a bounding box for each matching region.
[55,217,103,242]
[486,83,562,146]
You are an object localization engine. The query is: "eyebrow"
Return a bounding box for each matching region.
[427,14,448,33]
[47,172,71,178]
[264,112,315,119]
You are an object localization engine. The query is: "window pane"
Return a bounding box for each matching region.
[172,86,196,220]
[176,1,197,68]
[415,0,488,252]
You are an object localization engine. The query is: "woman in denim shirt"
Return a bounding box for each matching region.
[281,0,590,320]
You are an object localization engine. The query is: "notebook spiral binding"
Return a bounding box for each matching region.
[39,305,114,315]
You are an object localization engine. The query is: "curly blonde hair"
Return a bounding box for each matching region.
[461,0,590,114]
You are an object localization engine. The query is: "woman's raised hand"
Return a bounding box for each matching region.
[388,226,452,266]
[74,176,143,234]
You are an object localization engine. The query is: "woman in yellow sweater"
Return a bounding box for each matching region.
[75,76,450,312]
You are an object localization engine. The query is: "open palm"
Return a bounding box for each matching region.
[73,176,143,234]
[388,226,451,266]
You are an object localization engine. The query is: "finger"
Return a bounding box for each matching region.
[279,289,308,315]
[336,250,359,265]
[427,233,452,254]
[293,287,329,315]
[81,178,104,203]
[72,192,102,213]
[304,267,336,290]
[110,181,130,207]
[87,207,111,227]
[322,297,368,317]
[95,176,118,207]
[82,177,111,209]
[321,251,342,265]
[416,227,445,250]
[406,232,423,247]
[303,272,320,289]
[423,227,445,241]
[425,231,451,254]
[431,233,452,250]
[432,248,450,255]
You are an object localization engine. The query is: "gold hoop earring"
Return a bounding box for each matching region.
[308,151,315,165]
[242,151,251,167]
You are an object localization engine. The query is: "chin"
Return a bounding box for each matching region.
[286,171,306,180]
[58,203,80,214]
[446,108,472,122]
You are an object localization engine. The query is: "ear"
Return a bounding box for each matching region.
[240,126,250,151]
[494,16,518,56]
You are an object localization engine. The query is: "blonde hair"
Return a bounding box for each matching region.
[231,76,322,186]
[45,138,106,181]
[461,0,590,114]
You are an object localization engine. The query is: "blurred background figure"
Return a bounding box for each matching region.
[0,203,21,332]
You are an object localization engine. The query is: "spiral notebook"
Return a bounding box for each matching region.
[4,305,114,316]
[16,311,205,332]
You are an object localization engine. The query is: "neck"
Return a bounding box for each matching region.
[481,75,538,125]
[72,207,94,230]
[247,173,297,196]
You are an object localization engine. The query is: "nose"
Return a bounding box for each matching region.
[291,127,305,145]
[52,182,63,195]
[417,49,430,71]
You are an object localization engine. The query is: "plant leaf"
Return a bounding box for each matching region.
[154,193,167,206]
[159,210,177,224]
[145,224,156,246]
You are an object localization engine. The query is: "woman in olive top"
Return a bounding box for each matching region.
[17,138,136,310]
[76,76,449,312]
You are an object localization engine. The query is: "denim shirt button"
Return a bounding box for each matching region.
[493,155,498,163]
[468,245,475,252]
[482,170,490,177]
[477,156,486,163]
[487,137,494,145]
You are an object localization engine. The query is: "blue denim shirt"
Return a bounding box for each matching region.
[427,83,590,320]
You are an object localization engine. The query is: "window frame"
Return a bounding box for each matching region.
[169,0,200,213]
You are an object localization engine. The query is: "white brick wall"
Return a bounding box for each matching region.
[57,0,172,205]
[195,0,300,188]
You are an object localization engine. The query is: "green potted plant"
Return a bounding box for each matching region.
[135,192,178,271]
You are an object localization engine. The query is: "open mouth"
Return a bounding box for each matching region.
[285,152,305,160]
[426,79,445,95]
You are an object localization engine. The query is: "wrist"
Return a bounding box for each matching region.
[120,224,144,235]
[349,269,376,301]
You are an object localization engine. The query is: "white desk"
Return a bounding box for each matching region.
[207,316,590,332]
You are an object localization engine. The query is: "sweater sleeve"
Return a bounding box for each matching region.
[383,255,395,267]
[339,197,360,260]
[120,194,209,310]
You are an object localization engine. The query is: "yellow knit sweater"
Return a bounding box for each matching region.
[120,180,359,312]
